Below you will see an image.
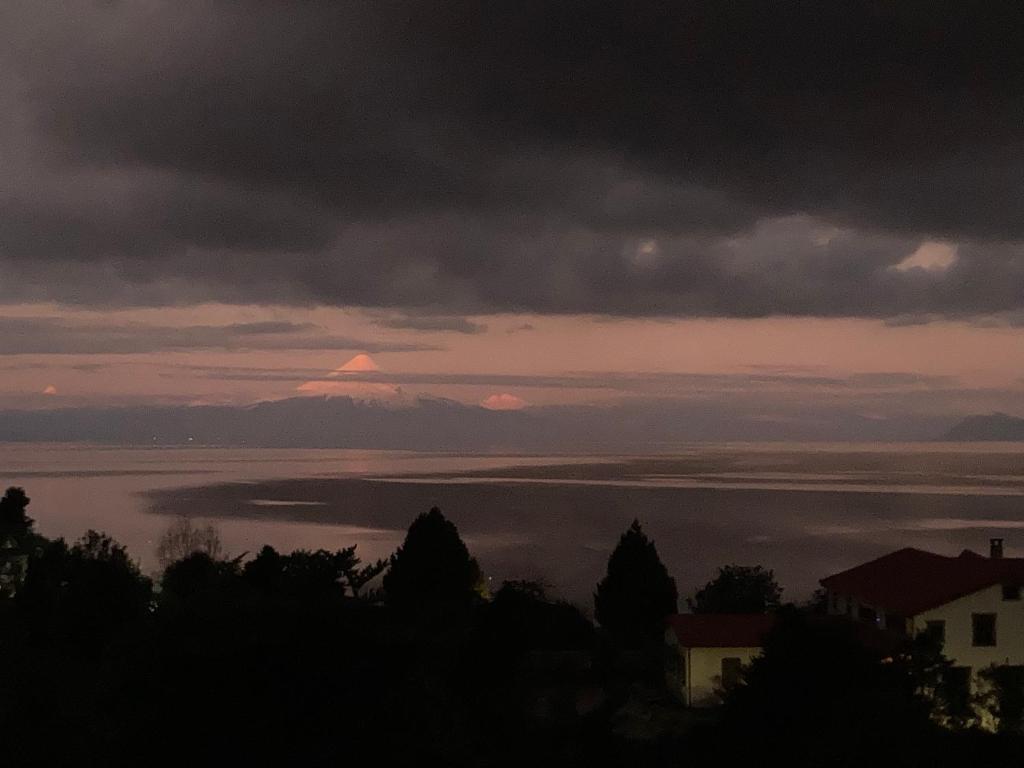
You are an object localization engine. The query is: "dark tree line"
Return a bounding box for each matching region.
[0,488,1022,768]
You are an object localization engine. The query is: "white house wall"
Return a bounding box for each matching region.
[913,584,1024,673]
[681,645,763,707]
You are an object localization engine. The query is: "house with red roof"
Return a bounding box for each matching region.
[821,538,1024,696]
[665,613,776,706]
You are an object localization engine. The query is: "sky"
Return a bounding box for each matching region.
[2,2,1024,439]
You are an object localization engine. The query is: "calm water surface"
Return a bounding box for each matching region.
[2,442,1023,607]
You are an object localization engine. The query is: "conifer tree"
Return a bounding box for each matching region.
[0,487,33,544]
[594,519,677,646]
[383,507,481,611]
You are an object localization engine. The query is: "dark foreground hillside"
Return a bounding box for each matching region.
[1,489,1022,768]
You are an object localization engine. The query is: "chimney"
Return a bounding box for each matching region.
[991,538,1004,559]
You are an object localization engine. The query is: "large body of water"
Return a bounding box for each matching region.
[2,442,1023,607]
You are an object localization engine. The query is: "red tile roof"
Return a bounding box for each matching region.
[820,547,1024,617]
[667,613,776,648]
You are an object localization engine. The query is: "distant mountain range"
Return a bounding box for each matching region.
[943,413,1024,441]
[0,396,547,451]
[0,395,955,449]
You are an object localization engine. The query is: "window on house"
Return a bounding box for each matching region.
[972,613,997,647]
[859,605,877,625]
[721,657,743,690]
[1002,584,1021,601]
[924,620,946,647]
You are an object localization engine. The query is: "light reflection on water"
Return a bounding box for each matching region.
[373,475,1024,495]
[0,442,1022,605]
[0,444,621,580]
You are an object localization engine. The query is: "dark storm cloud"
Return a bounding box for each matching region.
[4,1,1024,317]
[369,314,488,334]
[0,317,434,355]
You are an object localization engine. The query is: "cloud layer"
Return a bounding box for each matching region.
[4,2,1024,318]
[0,317,432,355]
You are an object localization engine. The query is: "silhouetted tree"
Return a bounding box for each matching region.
[242,544,386,599]
[241,544,285,593]
[267,547,353,596]
[0,488,34,598]
[161,550,242,603]
[18,530,152,636]
[979,664,1024,734]
[465,580,600,762]
[344,554,387,598]
[804,586,829,613]
[905,629,975,729]
[594,520,677,647]
[690,564,782,614]
[383,507,481,612]
[498,579,548,602]
[156,517,224,569]
[713,610,936,767]
[0,486,33,544]
[486,580,595,651]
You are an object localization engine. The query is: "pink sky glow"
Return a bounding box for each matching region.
[0,303,1022,422]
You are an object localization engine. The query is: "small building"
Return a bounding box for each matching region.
[665,613,776,707]
[821,539,1024,697]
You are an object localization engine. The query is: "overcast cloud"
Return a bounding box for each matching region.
[2,1,1024,318]
[0,316,434,355]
